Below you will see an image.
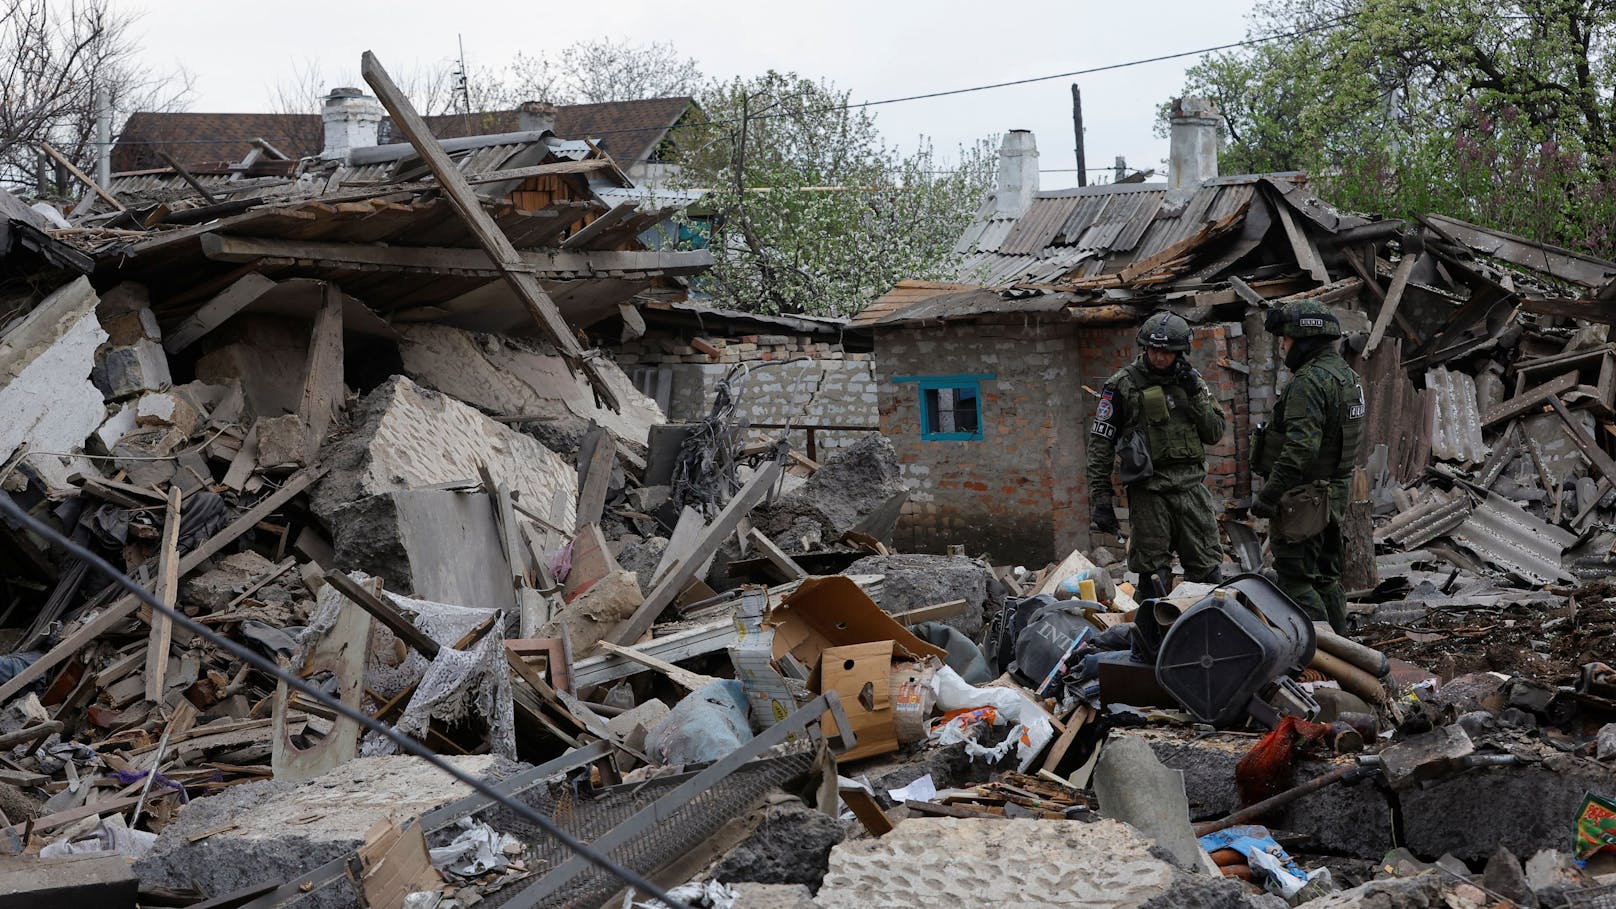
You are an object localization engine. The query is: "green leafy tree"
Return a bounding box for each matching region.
[1174,0,1616,255]
[671,71,996,317]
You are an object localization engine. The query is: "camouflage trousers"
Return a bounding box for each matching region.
[1271,515,1348,634]
[1125,484,1223,583]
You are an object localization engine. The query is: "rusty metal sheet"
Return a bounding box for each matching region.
[1450,492,1576,584]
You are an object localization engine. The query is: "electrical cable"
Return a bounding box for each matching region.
[106,13,1360,150]
[0,492,691,909]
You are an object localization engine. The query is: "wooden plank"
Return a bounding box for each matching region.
[1364,252,1418,356]
[0,795,142,837]
[594,640,716,692]
[575,426,616,530]
[156,151,220,205]
[198,233,709,278]
[1517,294,1616,326]
[221,423,259,491]
[463,159,613,184]
[226,557,298,609]
[892,599,967,626]
[655,507,706,585]
[163,273,278,353]
[360,51,618,411]
[839,787,895,836]
[1481,371,1579,428]
[41,141,125,211]
[571,616,739,689]
[297,283,345,463]
[144,487,183,703]
[1041,704,1095,774]
[324,572,441,659]
[1548,393,1616,486]
[608,461,782,646]
[0,467,325,704]
[748,528,807,580]
[1273,200,1329,283]
[1424,214,1616,290]
[559,201,638,251]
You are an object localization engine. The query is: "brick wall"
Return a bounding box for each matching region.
[612,331,879,458]
[877,316,1253,565]
[876,318,1084,564]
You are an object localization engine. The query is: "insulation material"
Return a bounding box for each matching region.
[301,575,517,758]
[1427,366,1489,463]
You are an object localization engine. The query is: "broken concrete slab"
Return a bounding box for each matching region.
[1481,847,1540,908]
[0,276,109,489]
[711,799,846,892]
[0,851,138,908]
[99,305,160,347]
[1299,872,1445,908]
[110,426,184,488]
[254,414,307,468]
[816,817,1180,908]
[727,882,816,909]
[538,568,643,654]
[325,488,516,609]
[1400,760,1616,862]
[1092,735,1207,872]
[398,323,663,446]
[844,553,995,638]
[92,403,137,454]
[181,550,281,612]
[135,755,497,907]
[193,315,312,418]
[1523,849,1591,905]
[136,392,202,437]
[756,434,906,543]
[604,697,669,756]
[95,338,171,401]
[313,376,576,531]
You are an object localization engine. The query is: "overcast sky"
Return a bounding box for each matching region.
[126,0,1260,189]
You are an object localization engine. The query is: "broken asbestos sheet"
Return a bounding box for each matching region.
[0,276,109,489]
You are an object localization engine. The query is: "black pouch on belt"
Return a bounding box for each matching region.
[1271,480,1330,543]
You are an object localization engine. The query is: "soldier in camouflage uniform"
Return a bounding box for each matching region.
[1087,312,1228,599]
[1251,299,1365,634]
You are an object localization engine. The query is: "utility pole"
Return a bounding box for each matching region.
[96,88,112,189]
[1071,84,1086,187]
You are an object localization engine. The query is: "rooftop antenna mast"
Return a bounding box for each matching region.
[454,34,473,127]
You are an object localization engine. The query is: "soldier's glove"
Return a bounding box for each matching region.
[1250,497,1277,519]
[1174,358,1203,395]
[1091,502,1120,535]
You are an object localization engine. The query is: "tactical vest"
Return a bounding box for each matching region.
[1133,370,1205,466]
[1257,353,1364,480]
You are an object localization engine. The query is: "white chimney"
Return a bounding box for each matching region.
[1169,97,1220,190]
[518,100,558,134]
[321,87,383,160]
[992,130,1039,216]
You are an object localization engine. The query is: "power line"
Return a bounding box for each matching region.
[0,492,693,909]
[106,14,1358,154]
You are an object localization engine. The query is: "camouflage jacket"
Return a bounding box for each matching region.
[1086,357,1226,503]
[1255,347,1365,516]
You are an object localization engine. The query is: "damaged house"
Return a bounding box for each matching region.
[5,45,1616,907]
[858,105,1405,562]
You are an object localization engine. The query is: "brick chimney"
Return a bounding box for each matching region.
[518,101,558,134]
[992,130,1039,216]
[321,87,383,160]
[1169,97,1220,190]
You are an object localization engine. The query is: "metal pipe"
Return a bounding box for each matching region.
[1313,625,1390,678]
[1193,763,1362,836]
[1309,649,1386,704]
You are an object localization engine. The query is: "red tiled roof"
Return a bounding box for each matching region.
[112,96,695,172]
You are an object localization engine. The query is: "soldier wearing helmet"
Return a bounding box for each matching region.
[1086,311,1228,600]
[1250,299,1365,633]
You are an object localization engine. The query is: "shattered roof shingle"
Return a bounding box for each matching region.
[112,97,696,172]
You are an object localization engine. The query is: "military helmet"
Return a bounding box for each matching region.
[1265,299,1342,339]
[1137,312,1192,351]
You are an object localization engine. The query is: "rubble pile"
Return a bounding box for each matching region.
[3,67,1616,909]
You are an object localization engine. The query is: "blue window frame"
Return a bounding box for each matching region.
[894,374,993,441]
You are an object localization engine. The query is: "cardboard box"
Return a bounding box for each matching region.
[769,576,946,666]
[766,577,946,762]
[819,640,901,761]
